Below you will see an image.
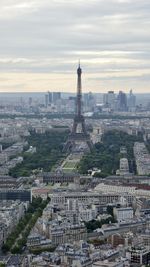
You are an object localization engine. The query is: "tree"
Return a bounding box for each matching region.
[2,197,50,253]
[9,130,68,177]
[93,172,108,178]
[107,205,114,217]
[78,130,143,175]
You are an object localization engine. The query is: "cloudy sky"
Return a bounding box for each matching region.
[0,0,150,93]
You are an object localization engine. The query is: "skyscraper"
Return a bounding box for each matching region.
[48,91,52,104]
[83,92,95,112]
[128,89,136,111]
[45,94,49,108]
[117,91,127,111]
[53,92,61,104]
[103,91,115,110]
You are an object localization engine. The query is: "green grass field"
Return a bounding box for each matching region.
[63,161,77,169]
[62,160,77,173]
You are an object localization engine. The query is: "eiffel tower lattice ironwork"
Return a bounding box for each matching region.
[64,63,94,152]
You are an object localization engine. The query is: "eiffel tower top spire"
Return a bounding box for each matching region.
[77,61,82,116]
[78,59,80,67]
[77,60,82,75]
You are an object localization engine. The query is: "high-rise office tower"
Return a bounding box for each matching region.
[83,92,95,112]
[88,91,95,111]
[48,91,52,104]
[103,91,115,110]
[53,92,61,104]
[117,91,127,111]
[128,89,136,111]
[108,91,115,109]
[83,93,89,112]
[45,94,49,108]
[68,96,76,113]
[103,93,108,105]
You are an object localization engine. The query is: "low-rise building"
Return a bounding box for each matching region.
[113,207,133,222]
[134,142,150,175]
[126,245,150,265]
[50,192,120,207]
[47,221,87,246]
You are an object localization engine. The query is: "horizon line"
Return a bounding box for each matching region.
[0,91,149,95]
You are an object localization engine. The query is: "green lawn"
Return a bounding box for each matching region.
[62,160,78,173]
[63,161,77,169]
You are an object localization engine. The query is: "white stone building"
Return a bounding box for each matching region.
[113,207,133,222]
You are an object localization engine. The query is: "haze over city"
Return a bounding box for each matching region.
[0,0,150,93]
[1,1,150,266]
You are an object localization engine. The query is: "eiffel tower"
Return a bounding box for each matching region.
[64,63,93,152]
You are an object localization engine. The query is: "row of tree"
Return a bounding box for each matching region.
[2,197,49,254]
[29,246,56,255]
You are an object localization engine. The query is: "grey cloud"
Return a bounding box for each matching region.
[89,74,150,81]
[0,0,150,91]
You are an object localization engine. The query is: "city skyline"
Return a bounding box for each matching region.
[0,0,150,93]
